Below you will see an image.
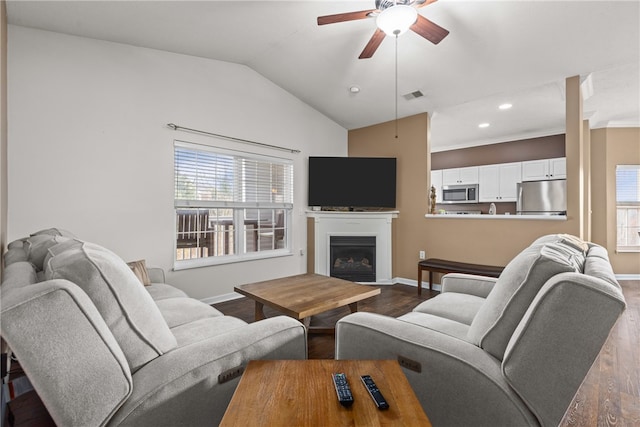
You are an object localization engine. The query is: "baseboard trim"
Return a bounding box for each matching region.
[616,274,640,281]
[393,277,442,292]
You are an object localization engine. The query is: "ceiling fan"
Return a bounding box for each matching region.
[317,0,449,59]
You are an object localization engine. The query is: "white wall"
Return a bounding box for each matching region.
[8,26,347,300]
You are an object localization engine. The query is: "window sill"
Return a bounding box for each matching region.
[616,248,640,253]
[174,249,293,271]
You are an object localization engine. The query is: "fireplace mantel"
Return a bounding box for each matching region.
[306,211,398,284]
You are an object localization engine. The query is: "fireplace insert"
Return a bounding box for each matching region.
[329,236,376,282]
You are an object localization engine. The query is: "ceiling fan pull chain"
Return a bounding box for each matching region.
[394,35,398,139]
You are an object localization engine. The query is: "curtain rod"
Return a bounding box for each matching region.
[167,123,301,154]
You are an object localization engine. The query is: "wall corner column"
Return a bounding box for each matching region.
[582,120,591,241]
[565,76,585,238]
[1,0,8,267]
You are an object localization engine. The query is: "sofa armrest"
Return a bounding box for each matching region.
[441,273,497,298]
[336,313,537,427]
[503,273,626,427]
[146,267,165,284]
[1,280,132,427]
[107,316,307,427]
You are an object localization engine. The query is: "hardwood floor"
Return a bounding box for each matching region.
[214,280,640,426]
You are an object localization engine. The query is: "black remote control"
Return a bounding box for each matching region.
[332,373,354,407]
[361,375,389,410]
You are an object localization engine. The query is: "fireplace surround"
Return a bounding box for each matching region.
[306,211,398,283]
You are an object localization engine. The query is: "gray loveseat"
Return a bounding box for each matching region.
[336,234,626,427]
[1,229,307,426]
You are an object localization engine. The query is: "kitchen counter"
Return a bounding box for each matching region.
[425,213,567,220]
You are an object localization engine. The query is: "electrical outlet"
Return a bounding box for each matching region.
[419,250,426,259]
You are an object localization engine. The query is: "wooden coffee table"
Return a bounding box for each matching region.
[234,273,380,334]
[219,359,431,426]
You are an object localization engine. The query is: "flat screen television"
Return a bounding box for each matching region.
[308,157,397,208]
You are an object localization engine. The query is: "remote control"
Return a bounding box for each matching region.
[332,373,354,407]
[361,375,389,410]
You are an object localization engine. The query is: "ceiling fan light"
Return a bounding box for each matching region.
[376,5,418,37]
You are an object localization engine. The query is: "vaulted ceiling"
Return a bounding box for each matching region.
[6,0,640,151]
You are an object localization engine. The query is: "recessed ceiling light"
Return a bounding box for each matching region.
[349,86,360,93]
[499,103,513,110]
[478,123,490,128]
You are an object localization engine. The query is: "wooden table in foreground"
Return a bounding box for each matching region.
[234,273,381,334]
[219,359,431,427]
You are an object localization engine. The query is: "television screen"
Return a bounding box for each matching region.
[308,157,397,208]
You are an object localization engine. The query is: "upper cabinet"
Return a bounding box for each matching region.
[521,157,566,181]
[442,166,479,185]
[430,170,443,203]
[478,162,522,202]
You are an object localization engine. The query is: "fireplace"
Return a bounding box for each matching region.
[307,211,397,283]
[330,236,376,282]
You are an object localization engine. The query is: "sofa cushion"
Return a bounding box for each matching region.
[30,228,77,238]
[4,248,28,267]
[397,312,470,341]
[467,242,578,360]
[155,298,224,328]
[42,239,84,271]
[413,293,486,325]
[45,242,177,372]
[7,239,25,250]
[586,244,610,261]
[543,241,585,272]
[24,235,71,271]
[1,262,38,291]
[170,316,248,347]
[145,283,189,301]
[584,250,619,289]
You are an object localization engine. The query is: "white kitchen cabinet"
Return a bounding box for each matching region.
[549,157,566,179]
[442,166,479,185]
[430,170,443,203]
[522,157,566,181]
[479,162,522,202]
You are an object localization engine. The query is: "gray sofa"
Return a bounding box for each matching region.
[1,229,307,426]
[336,234,626,427]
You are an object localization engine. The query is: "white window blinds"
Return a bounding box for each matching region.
[616,164,640,251]
[174,141,293,208]
[616,165,640,204]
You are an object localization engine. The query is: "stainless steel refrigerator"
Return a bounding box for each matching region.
[516,179,567,215]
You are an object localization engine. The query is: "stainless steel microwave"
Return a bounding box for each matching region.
[441,184,479,204]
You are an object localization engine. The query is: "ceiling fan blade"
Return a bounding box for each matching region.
[410,14,449,45]
[359,29,386,59]
[416,0,438,8]
[317,9,377,26]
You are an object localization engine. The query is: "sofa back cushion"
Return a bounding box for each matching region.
[583,245,620,289]
[45,242,177,371]
[30,228,77,238]
[24,235,72,271]
[468,241,581,360]
[1,262,38,291]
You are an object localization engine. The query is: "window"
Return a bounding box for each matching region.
[616,165,640,252]
[174,140,293,268]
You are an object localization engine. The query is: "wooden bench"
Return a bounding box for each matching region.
[417,258,505,294]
